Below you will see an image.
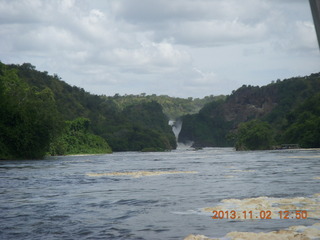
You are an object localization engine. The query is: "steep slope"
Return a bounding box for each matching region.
[179,73,320,148]
[5,63,176,153]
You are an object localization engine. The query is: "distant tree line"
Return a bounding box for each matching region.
[103,93,225,120]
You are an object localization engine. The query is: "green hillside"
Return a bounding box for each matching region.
[2,61,319,158]
[0,62,177,159]
[179,73,320,150]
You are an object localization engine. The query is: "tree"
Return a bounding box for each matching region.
[0,62,63,159]
[283,94,320,148]
[235,120,274,150]
[50,117,112,155]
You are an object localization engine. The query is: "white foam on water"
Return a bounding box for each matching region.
[171,210,201,215]
[185,223,320,240]
[86,170,198,178]
[224,166,236,169]
[223,175,235,178]
[230,170,256,173]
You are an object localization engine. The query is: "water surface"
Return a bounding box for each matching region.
[0,148,319,239]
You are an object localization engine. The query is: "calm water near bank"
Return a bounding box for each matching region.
[0,148,319,239]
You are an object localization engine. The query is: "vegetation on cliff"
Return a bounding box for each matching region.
[283,93,320,148]
[179,73,320,150]
[179,99,233,147]
[1,62,177,159]
[2,60,319,157]
[101,101,177,152]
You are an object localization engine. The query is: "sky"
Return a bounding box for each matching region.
[0,0,319,98]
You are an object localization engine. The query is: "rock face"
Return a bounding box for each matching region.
[178,85,279,147]
[178,73,320,147]
[222,86,277,123]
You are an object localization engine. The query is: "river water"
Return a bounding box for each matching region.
[0,148,319,240]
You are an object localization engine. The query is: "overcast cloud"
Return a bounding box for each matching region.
[0,0,319,97]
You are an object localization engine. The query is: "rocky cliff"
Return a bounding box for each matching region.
[178,73,320,147]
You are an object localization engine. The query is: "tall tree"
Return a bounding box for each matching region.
[0,62,63,159]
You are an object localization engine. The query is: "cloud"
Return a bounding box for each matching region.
[169,20,267,47]
[109,0,317,49]
[111,0,272,46]
[290,21,318,52]
[189,68,217,86]
[108,41,191,73]
[112,0,269,24]
[0,0,318,98]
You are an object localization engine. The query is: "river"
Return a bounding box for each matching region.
[0,148,319,239]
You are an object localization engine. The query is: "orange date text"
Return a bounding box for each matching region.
[211,210,308,220]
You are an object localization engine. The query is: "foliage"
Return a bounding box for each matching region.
[103,102,177,151]
[103,93,225,120]
[50,118,112,155]
[4,62,177,155]
[0,62,63,159]
[283,93,320,148]
[4,61,319,155]
[179,99,233,147]
[234,120,274,150]
[179,73,320,150]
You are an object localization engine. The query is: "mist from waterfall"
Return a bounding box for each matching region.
[169,119,182,140]
[169,119,193,149]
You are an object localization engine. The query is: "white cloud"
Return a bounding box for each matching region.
[111,0,272,46]
[59,0,75,11]
[170,20,267,47]
[110,41,191,72]
[189,68,217,86]
[291,21,318,51]
[0,0,319,98]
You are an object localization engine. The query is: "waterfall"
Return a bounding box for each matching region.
[168,119,182,141]
[169,119,193,149]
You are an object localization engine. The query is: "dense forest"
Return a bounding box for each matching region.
[0,63,62,159]
[1,61,319,159]
[179,73,320,150]
[1,62,220,159]
[0,62,184,159]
